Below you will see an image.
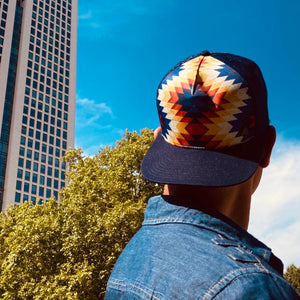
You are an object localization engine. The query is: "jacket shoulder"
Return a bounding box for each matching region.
[203,267,300,300]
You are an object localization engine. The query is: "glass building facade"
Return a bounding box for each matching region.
[0,0,77,211]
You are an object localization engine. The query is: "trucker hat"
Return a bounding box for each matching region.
[141,51,270,187]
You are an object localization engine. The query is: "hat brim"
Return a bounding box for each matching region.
[141,134,259,187]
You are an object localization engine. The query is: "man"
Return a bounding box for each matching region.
[105,51,299,299]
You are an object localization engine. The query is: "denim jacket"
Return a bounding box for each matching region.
[105,196,299,299]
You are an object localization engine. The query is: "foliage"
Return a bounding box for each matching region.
[0,129,162,299]
[284,264,300,294]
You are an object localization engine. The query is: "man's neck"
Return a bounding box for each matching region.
[163,182,253,230]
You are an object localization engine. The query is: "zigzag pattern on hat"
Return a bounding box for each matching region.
[157,55,255,149]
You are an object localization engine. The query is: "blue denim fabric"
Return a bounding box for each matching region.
[105,196,299,299]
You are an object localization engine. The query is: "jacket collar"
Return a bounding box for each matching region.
[143,195,283,275]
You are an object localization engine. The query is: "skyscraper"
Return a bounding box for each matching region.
[0,0,77,211]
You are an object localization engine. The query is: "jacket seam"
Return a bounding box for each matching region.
[107,280,162,300]
[202,266,271,300]
[143,218,232,240]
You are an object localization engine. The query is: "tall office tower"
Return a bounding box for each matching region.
[0,0,77,211]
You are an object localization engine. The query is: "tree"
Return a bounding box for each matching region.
[0,129,163,299]
[284,264,300,294]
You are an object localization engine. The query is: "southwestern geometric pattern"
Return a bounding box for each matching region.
[157,54,256,149]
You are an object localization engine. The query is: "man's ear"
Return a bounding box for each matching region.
[154,127,162,139]
[260,125,276,168]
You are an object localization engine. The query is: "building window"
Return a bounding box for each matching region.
[55,158,59,167]
[28,128,34,137]
[33,163,38,172]
[17,169,23,178]
[32,185,37,194]
[34,152,39,160]
[27,149,32,158]
[19,147,25,156]
[20,136,26,145]
[53,190,58,199]
[16,181,22,191]
[54,180,58,189]
[26,160,31,169]
[47,167,52,176]
[32,173,38,183]
[35,131,41,140]
[15,192,21,203]
[18,158,24,167]
[28,139,33,148]
[39,187,44,197]
[24,183,29,193]
[25,171,30,181]
[35,141,40,150]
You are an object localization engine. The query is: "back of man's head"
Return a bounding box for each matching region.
[141,51,275,188]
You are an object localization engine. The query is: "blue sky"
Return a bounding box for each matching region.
[76,0,300,153]
[76,0,300,267]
